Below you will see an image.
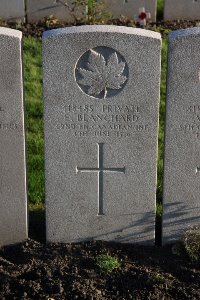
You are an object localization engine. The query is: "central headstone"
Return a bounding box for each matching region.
[43,26,161,244]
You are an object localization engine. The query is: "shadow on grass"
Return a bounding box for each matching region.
[29,204,46,242]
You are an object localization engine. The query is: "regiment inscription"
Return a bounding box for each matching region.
[59,103,149,137]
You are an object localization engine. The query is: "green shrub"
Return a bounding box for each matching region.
[96,254,121,273]
[182,226,200,262]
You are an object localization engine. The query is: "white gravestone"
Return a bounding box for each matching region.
[0,0,25,21]
[0,28,27,246]
[27,0,85,23]
[103,0,156,22]
[163,28,200,244]
[164,0,200,21]
[43,25,161,244]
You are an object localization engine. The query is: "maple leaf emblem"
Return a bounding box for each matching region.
[77,50,127,99]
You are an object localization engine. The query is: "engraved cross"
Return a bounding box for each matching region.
[76,143,125,216]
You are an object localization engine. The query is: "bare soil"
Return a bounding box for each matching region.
[0,237,199,300]
[0,210,199,300]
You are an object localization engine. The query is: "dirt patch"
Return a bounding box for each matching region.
[0,238,199,299]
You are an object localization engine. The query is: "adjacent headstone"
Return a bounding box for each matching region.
[0,0,25,22]
[27,0,85,23]
[163,28,200,244]
[27,0,156,23]
[43,25,161,244]
[164,0,200,21]
[103,0,157,22]
[0,28,27,246]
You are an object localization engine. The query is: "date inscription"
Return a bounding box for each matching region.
[58,104,149,137]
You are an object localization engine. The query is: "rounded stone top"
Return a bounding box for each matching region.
[43,25,161,40]
[169,27,200,41]
[0,27,22,39]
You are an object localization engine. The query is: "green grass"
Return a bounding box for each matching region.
[24,37,44,204]
[96,254,121,273]
[157,38,167,204]
[157,0,165,20]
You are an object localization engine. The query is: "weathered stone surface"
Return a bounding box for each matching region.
[27,0,85,23]
[164,0,200,21]
[0,0,25,21]
[43,25,161,244]
[27,0,156,23]
[103,0,157,22]
[163,27,200,244]
[0,28,27,246]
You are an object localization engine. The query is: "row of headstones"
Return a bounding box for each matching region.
[2,0,200,23]
[0,0,157,23]
[0,25,200,247]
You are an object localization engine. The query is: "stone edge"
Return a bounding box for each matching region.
[0,27,22,39]
[0,25,27,245]
[43,25,161,40]
[169,27,200,41]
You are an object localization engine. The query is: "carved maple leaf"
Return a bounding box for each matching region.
[78,50,127,98]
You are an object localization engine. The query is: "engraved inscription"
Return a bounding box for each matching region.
[76,143,125,216]
[0,123,18,130]
[179,105,200,138]
[0,104,18,130]
[58,103,149,138]
[75,47,128,99]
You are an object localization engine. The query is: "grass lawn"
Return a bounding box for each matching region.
[24,37,44,205]
[157,0,165,20]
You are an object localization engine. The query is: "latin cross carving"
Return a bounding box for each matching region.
[76,143,125,215]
